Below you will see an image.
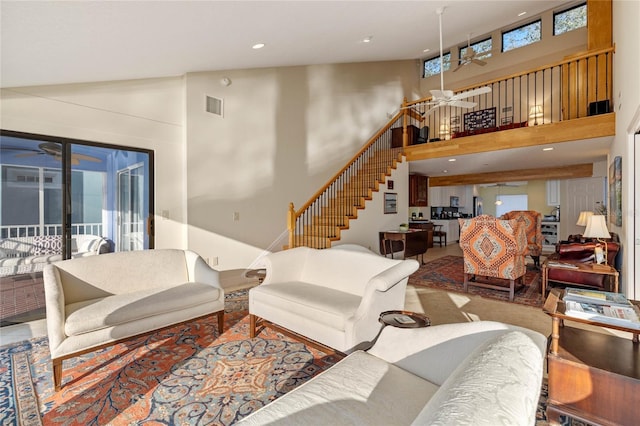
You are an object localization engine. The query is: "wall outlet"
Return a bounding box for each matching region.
[233,212,240,221]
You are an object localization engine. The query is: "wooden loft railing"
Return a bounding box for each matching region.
[287,47,614,250]
[404,47,614,141]
[287,114,405,249]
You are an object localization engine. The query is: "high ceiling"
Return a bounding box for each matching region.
[1,0,609,181]
[1,0,559,88]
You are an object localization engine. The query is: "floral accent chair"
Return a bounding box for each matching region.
[500,210,543,269]
[458,215,528,302]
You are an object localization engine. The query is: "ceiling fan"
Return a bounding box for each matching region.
[2,142,101,165]
[425,7,491,115]
[454,33,488,72]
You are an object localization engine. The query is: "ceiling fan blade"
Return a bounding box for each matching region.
[452,63,466,73]
[449,100,477,109]
[424,104,444,116]
[73,153,102,163]
[14,152,40,158]
[472,59,487,66]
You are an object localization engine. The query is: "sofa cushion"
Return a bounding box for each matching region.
[411,330,543,426]
[250,282,361,331]
[237,350,439,425]
[64,282,221,336]
[32,235,62,255]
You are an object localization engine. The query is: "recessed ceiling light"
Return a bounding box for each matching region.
[442,170,448,173]
[363,36,373,43]
[448,158,456,162]
[252,43,265,50]
[543,147,554,151]
[518,11,527,17]
[423,48,431,53]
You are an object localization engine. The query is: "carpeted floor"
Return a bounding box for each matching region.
[409,255,544,307]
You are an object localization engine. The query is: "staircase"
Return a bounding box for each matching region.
[288,113,407,249]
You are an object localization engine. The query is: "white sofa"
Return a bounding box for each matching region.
[43,248,224,390]
[249,245,420,353]
[0,234,110,277]
[238,321,547,425]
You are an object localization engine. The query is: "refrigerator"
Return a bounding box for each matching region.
[473,197,483,217]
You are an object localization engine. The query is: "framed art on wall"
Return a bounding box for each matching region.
[384,192,397,214]
[609,156,622,226]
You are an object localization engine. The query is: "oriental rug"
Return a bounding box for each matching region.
[1,290,588,426]
[409,255,544,307]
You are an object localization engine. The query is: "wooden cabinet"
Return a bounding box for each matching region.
[391,125,419,148]
[546,180,560,206]
[409,174,428,206]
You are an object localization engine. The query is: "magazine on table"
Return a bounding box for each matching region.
[564,300,640,329]
[563,288,631,307]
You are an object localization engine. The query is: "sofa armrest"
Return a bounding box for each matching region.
[43,264,67,356]
[367,321,546,386]
[260,248,309,284]
[184,250,222,288]
[368,259,420,292]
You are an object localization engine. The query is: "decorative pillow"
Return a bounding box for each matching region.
[31,235,62,255]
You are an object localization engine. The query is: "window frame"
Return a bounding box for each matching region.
[553,2,587,36]
[423,52,451,78]
[501,19,542,53]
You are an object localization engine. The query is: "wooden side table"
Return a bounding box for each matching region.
[543,289,640,425]
[541,259,619,297]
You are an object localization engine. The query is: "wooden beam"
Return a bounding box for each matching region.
[588,0,612,51]
[404,113,615,162]
[429,163,594,187]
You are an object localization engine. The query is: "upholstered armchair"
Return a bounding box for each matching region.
[500,210,543,268]
[458,215,528,301]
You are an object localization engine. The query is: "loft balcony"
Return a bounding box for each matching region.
[396,47,615,184]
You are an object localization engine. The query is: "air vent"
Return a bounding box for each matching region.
[501,106,513,113]
[206,96,223,117]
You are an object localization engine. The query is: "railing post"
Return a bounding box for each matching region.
[401,97,409,148]
[287,202,296,249]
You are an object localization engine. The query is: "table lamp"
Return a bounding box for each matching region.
[582,214,610,267]
[576,211,593,243]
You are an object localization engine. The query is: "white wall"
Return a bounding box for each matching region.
[0,78,188,250]
[184,61,419,269]
[611,0,640,297]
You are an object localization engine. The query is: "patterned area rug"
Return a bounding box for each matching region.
[1,289,588,425]
[409,255,544,307]
[0,290,340,425]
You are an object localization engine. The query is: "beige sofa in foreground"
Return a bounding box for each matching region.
[43,249,224,390]
[238,321,546,425]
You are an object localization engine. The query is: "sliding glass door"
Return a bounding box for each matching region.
[0,131,154,325]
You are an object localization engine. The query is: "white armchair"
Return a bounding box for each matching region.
[249,245,419,353]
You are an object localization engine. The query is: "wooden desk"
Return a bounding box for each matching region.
[541,259,619,296]
[543,289,640,425]
[379,229,429,264]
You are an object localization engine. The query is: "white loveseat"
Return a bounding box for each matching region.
[238,321,547,425]
[0,234,110,277]
[249,245,420,353]
[43,249,225,390]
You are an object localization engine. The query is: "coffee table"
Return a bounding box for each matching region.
[379,310,430,328]
[543,289,640,425]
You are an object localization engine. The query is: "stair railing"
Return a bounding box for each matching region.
[405,47,614,142]
[288,111,411,249]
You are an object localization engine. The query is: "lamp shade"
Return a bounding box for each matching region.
[529,105,543,118]
[583,215,610,239]
[576,211,593,227]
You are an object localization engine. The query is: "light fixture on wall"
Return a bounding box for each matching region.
[582,214,610,267]
[439,123,450,140]
[529,105,543,125]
